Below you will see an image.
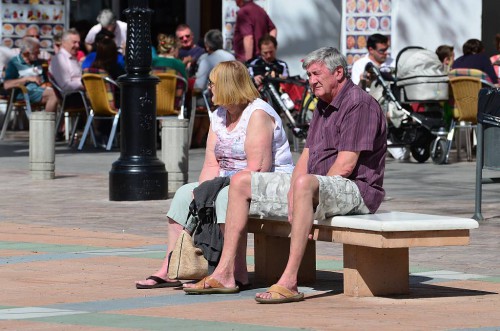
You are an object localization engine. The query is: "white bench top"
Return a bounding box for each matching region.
[250,212,479,232]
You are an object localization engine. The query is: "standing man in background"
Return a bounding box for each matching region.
[85,9,127,54]
[233,0,277,62]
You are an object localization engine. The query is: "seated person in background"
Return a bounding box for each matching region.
[0,46,16,81]
[350,33,394,87]
[192,29,235,147]
[151,33,187,80]
[135,60,294,290]
[182,48,386,303]
[489,33,500,81]
[84,38,125,84]
[193,29,235,91]
[53,32,85,62]
[452,38,498,85]
[176,24,205,76]
[435,45,454,73]
[82,29,125,70]
[85,9,127,54]
[49,28,84,92]
[247,34,288,88]
[4,37,58,113]
[12,26,52,61]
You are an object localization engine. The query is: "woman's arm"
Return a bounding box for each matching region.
[198,125,220,183]
[244,109,275,172]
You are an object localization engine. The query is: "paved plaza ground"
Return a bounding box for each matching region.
[1,131,500,330]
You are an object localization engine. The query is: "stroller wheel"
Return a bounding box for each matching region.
[410,144,430,163]
[430,138,448,165]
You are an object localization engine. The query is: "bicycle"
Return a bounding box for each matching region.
[247,63,315,150]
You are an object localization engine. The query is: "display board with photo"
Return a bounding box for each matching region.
[1,0,66,53]
[342,0,394,67]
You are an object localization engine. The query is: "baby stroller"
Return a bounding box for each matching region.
[368,46,450,164]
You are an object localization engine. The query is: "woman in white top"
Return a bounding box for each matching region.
[136,60,294,289]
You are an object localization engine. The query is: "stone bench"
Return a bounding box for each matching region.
[247,211,479,297]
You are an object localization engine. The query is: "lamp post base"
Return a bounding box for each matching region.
[109,158,168,201]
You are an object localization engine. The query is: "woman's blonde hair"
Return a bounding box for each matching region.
[209,61,260,106]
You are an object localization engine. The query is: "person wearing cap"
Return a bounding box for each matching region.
[84,9,127,54]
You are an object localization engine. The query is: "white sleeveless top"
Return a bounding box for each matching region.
[211,98,294,177]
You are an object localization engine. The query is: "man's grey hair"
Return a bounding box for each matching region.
[20,37,40,54]
[204,29,223,52]
[302,47,350,79]
[97,9,116,27]
[61,28,79,42]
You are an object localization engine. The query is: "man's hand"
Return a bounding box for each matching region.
[25,76,41,85]
[253,75,264,86]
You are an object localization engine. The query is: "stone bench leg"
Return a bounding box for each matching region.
[253,234,316,285]
[343,244,409,297]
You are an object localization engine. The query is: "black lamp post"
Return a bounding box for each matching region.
[109,0,168,201]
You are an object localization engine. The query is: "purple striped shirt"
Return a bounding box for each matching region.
[305,79,387,213]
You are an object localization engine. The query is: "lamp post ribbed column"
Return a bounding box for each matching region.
[109,0,168,201]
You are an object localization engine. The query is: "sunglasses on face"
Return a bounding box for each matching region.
[207,78,215,88]
[375,47,389,54]
[178,34,191,40]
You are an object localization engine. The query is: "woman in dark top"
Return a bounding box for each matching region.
[452,39,498,84]
[90,38,126,80]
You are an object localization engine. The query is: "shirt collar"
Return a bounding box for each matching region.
[60,47,76,60]
[316,79,353,114]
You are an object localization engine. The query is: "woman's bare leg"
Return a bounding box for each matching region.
[135,217,184,286]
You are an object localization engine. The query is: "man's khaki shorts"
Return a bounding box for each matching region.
[249,172,369,220]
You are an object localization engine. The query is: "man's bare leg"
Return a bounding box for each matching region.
[41,87,58,113]
[135,218,183,286]
[256,174,319,299]
[184,171,252,289]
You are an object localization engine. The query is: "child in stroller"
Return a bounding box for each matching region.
[366,46,449,164]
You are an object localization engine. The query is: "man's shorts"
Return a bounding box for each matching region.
[15,82,45,103]
[249,172,369,220]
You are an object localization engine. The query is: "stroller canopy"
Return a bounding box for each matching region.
[396,46,448,82]
[394,46,449,102]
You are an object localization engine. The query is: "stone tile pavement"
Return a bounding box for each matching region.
[1,132,500,330]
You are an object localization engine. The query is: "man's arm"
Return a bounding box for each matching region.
[85,43,93,53]
[3,76,41,90]
[326,151,360,177]
[269,28,277,38]
[243,35,254,62]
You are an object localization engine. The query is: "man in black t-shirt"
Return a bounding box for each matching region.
[247,34,289,88]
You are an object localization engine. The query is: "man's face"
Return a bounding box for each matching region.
[62,34,81,56]
[176,28,194,49]
[260,42,276,63]
[26,45,40,63]
[25,27,40,39]
[306,62,341,103]
[368,42,389,65]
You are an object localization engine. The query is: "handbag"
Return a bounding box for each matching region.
[167,229,208,281]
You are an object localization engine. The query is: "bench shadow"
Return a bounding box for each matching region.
[292,271,497,300]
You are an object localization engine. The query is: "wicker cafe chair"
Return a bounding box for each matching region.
[155,71,187,118]
[446,76,483,162]
[78,73,120,151]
